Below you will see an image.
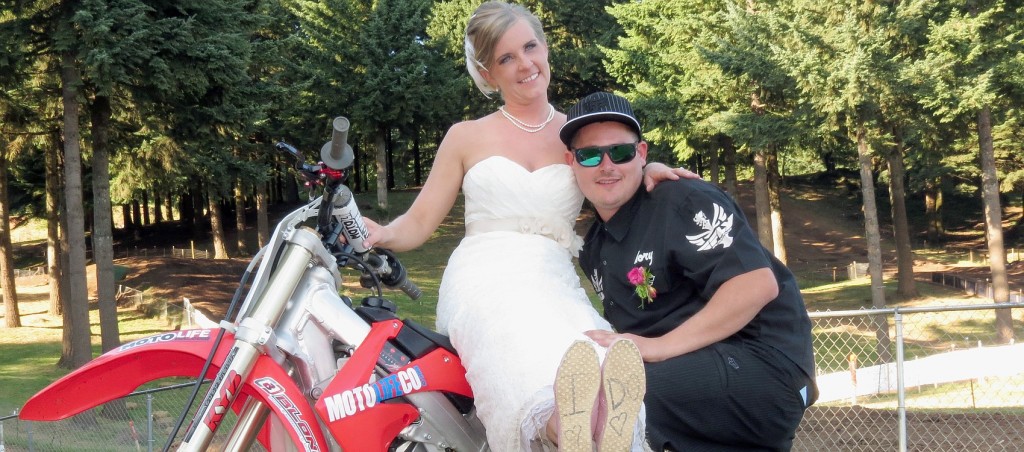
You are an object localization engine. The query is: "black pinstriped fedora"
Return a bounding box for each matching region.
[559,92,642,147]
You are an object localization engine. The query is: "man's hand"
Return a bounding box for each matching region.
[585,330,667,363]
[643,163,701,192]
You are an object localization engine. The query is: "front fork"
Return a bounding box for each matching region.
[178,229,320,451]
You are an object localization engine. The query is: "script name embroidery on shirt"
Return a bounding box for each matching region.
[634,250,654,266]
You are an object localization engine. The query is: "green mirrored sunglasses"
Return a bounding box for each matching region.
[573,142,638,167]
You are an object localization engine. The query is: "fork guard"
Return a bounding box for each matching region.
[19,328,330,452]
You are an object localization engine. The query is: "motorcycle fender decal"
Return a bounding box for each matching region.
[320,347,473,424]
[20,329,232,421]
[249,357,328,451]
[322,365,426,422]
[197,351,242,436]
[117,328,215,352]
[316,320,418,451]
[314,320,478,451]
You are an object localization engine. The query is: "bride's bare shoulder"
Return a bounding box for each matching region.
[443,114,502,147]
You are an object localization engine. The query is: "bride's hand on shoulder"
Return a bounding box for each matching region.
[643,162,701,192]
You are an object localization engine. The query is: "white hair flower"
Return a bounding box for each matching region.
[464,36,497,98]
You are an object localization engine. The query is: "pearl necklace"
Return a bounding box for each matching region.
[499,104,555,133]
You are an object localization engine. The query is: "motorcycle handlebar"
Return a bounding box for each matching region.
[320,116,354,170]
[376,249,422,300]
[278,119,421,301]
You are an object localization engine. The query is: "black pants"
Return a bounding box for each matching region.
[644,339,816,452]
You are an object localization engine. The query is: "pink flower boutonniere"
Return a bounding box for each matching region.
[627,266,657,308]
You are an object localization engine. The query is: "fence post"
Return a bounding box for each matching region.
[847,353,857,405]
[184,297,192,327]
[147,393,154,452]
[894,309,907,452]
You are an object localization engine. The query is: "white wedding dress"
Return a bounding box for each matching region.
[436,156,619,451]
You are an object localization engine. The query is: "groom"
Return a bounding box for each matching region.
[560,92,818,451]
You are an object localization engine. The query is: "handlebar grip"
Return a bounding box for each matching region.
[320,116,354,169]
[396,279,422,300]
[376,249,422,300]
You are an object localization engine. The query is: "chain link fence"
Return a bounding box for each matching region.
[4,303,1022,451]
[0,381,269,452]
[12,267,44,279]
[115,245,211,260]
[937,247,1024,266]
[794,302,1024,452]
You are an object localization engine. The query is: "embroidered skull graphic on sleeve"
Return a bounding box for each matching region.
[686,203,734,251]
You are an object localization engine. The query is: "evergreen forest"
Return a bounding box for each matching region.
[1,0,1022,367]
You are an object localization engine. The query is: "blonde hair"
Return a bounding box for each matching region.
[464,1,546,97]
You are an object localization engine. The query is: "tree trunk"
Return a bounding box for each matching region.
[121,204,133,230]
[886,139,918,299]
[209,194,229,259]
[709,143,720,186]
[282,171,299,204]
[722,137,738,197]
[977,106,1013,343]
[90,95,120,352]
[153,191,163,224]
[753,150,773,251]
[375,125,389,213]
[191,183,205,235]
[131,199,141,228]
[165,192,174,222]
[351,141,362,192]
[856,121,892,364]
[386,128,395,189]
[924,176,944,243]
[767,149,787,264]
[59,50,93,369]
[0,150,21,327]
[179,189,193,224]
[413,129,423,186]
[256,180,269,248]
[141,190,150,225]
[47,135,64,316]
[235,178,247,256]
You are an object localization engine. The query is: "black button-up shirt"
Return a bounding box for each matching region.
[579,179,815,379]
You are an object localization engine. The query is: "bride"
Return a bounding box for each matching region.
[362,2,689,450]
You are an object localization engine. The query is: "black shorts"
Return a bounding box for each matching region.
[644,339,816,451]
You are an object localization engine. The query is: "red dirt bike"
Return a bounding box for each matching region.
[20,117,490,451]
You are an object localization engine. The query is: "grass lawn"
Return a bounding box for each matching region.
[0,291,180,415]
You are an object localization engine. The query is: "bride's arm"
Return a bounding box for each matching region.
[363,124,468,251]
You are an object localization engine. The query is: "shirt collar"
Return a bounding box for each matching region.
[599,185,646,242]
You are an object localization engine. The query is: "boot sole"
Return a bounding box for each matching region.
[598,339,646,452]
[555,340,601,452]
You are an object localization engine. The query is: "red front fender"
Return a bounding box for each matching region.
[20,329,329,451]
